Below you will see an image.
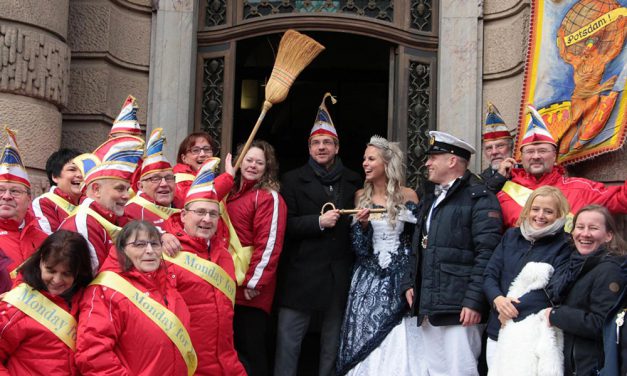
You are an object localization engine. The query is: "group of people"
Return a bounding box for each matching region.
[0,94,624,376]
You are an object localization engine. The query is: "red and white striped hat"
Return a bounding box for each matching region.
[184,158,220,206]
[309,92,338,141]
[110,95,142,137]
[0,127,30,188]
[519,105,557,149]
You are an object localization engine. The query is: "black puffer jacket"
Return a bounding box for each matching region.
[549,250,625,376]
[402,170,503,326]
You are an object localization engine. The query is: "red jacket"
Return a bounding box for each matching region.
[75,252,190,376]
[498,166,627,228]
[124,192,174,228]
[60,198,123,272]
[173,163,234,208]
[0,212,47,273]
[0,285,81,376]
[226,179,287,313]
[163,214,246,376]
[31,187,80,235]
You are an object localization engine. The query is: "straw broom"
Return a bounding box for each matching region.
[234,30,325,169]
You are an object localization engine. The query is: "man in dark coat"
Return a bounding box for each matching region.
[274,93,362,376]
[479,102,516,193]
[402,130,503,376]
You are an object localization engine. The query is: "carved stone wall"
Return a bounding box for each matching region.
[0,1,71,195]
[62,0,152,153]
[0,26,70,106]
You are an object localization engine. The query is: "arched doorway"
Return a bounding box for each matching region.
[233,32,391,174]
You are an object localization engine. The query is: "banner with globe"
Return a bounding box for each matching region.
[516,0,627,165]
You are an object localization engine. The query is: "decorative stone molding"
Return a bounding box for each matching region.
[0,24,70,107]
[407,61,432,196]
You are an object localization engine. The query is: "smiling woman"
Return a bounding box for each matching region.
[76,220,194,376]
[0,230,93,375]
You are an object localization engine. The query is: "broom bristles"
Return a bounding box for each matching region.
[265,30,325,104]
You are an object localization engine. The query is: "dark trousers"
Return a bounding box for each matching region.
[234,305,269,376]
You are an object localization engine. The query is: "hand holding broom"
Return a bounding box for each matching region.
[234,30,325,169]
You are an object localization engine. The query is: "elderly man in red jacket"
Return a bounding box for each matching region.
[0,128,47,281]
[498,105,627,228]
[60,135,145,272]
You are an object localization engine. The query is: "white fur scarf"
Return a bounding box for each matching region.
[489,262,564,376]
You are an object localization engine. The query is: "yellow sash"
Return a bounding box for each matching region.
[163,251,236,305]
[175,173,195,184]
[41,192,77,216]
[127,194,180,220]
[2,283,77,350]
[9,261,25,280]
[219,201,253,286]
[91,271,197,376]
[501,181,574,232]
[81,206,122,242]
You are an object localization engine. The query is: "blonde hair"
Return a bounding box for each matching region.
[357,135,405,225]
[516,185,570,226]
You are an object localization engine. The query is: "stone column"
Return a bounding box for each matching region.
[0,0,71,194]
[148,0,197,163]
[437,0,483,172]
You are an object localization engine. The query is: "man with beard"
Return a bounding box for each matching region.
[0,128,47,283]
[60,136,144,272]
[497,105,627,228]
[274,93,362,376]
[480,103,516,193]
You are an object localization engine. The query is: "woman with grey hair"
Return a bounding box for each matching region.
[336,135,421,375]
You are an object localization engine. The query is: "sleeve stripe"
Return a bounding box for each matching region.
[76,198,100,273]
[247,191,279,289]
[31,196,52,235]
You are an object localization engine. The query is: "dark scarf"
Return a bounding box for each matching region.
[551,247,607,301]
[308,157,344,203]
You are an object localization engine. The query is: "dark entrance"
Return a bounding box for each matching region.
[233,32,391,374]
[233,31,391,175]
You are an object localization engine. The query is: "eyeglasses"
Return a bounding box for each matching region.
[186,208,220,219]
[0,187,30,198]
[522,148,554,156]
[188,146,212,155]
[310,139,335,147]
[141,175,176,184]
[125,240,162,249]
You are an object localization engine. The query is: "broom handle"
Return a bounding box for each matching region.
[234,101,273,170]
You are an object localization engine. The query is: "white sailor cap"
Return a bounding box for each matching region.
[427,131,476,161]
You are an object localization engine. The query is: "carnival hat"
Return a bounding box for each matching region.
[427,130,476,161]
[184,158,221,206]
[519,105,557,149]
[0,127,30,188]
[110,95,142,137]
[79,136,145,189]
[483,102,512,141]
[309,92,338,140]
[139,128,172,179]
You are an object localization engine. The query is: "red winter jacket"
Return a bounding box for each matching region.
[498,166,627,228]
[31,187,80,235]
[226,179,287,313]
[124,192,174,228]
[173,163,234,208]
[60,198,123,272]
[75,252,191,376]
[0,284,82,376]
[163,213,246,376]
[0,212,47,274]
